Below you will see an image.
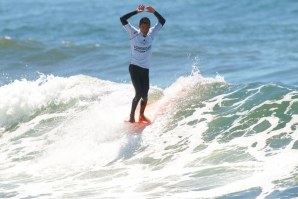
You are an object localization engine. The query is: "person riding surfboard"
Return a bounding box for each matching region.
[120,5,166,123]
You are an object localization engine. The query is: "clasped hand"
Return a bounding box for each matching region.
[136,4,155,13]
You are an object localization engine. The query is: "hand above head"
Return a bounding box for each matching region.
[136,4,145,13]
[146,6,155,13]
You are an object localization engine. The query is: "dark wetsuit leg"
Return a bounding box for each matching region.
[140,71,149,115]
[129,64,149,121]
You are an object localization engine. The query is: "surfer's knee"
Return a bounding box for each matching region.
[133,94,142,102]
[141,95,148,102]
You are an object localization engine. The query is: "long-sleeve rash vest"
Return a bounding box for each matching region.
[120,11,166,69]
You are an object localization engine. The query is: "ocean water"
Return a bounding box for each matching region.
[0,0,298,198]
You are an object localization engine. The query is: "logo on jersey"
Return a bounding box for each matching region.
[134,45,151,53]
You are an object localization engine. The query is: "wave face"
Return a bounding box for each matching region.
[0,72,297,198]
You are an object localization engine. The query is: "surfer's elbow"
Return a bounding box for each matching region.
[161,19,166,26]
[120,16,128,25]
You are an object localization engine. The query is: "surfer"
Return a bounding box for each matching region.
[120,5,166,123]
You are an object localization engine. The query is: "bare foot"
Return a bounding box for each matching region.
[139,114,151,123]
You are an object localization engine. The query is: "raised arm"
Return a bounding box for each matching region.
[120,5,145,25]
[120,11,137,25]
[146,6,166,26]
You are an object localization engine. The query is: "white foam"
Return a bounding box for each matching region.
[1,73,296,198]
[0,74,119,129]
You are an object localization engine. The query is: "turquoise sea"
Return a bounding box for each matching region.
[1,0,298,198]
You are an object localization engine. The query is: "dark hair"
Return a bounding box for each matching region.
[139,17,151,27]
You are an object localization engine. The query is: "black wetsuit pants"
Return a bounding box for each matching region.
[129,64,149,118]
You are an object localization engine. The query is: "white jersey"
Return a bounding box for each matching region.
[123,22,163,69]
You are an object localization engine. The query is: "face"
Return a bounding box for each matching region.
[140,23,150,36]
